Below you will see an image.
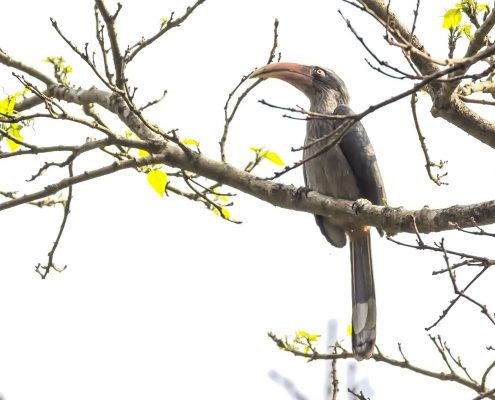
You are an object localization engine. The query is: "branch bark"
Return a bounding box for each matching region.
[3,84,495,235]
[2,2,495,237]
[356,0,495,149]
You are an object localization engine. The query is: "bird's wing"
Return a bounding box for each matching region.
[335,105,386,208]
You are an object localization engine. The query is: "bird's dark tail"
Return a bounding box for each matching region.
[350,231,376,360]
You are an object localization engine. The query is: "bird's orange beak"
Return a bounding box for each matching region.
[249,62,313,95]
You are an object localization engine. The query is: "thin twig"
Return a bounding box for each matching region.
[35,163,74,278]
[126,0,206,62]
[219,19,280,162]
[410,92,448,186]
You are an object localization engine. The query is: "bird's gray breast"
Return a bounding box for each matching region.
[303,119,360,201]
[303,119,360,247]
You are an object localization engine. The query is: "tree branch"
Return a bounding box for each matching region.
[268,332,495,399]
[0,49,55,87]
[355,0,495,149]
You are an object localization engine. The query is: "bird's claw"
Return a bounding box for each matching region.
[352,198,371,214]
[294,186,311,198]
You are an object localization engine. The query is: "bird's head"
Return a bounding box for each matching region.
[249,62,349,112]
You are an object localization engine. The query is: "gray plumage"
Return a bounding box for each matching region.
[250,63,386,360]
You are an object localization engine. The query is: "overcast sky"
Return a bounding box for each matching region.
[1,1,494,399]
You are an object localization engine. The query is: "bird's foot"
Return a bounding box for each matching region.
[352,198,372,214]
[294,186,311,198]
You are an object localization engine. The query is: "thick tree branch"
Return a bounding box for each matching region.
[2,119,495,235]
[2,2,495,241]
[355,0,495,149]
[465,6,495,59]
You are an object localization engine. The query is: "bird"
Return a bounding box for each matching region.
[250,62,386,360]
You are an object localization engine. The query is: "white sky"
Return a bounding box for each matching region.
[1,1,495,399]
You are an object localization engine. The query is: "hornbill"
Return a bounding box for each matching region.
[250,63,386,360]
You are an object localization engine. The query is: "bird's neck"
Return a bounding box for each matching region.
[306,90,348,139]
[310,89,347,114]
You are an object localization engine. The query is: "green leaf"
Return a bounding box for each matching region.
[249,146,262,153]
[443,8,462,29]
[147,169,168,197]
[7,123,23,152]
[261,150,285,166]
[296,330,309,338]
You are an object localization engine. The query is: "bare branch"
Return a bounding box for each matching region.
[94,4,114,84]
[94,0,125,88]
[139,89,167,111]
[268,332,495,399]
[50,18,115,90]
[220,19,280,162]
[410,92,448,186]
[126,0,206,62]
[36,163,74,279]
[0,49,55,87]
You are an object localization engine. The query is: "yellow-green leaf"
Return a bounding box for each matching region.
[182,138,200,146]
[139,148,150,158]
[7,124,23,152]
[249,146,262,153]
[476,3,489,12]
[147,169,168,197]
[0,95,17,117]
[303,346,310,354]
[347,324,352,337]
[221,207,231,219]
[211,188,229,203]
[261,150,285,166]
[308,334,321,342]
[221,207,230,219]
[460,23,473,39]
[296,330,309,338]
[213,206,230,219]
[443,8,462,29]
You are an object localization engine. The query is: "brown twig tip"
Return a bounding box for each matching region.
[348,389,370,400]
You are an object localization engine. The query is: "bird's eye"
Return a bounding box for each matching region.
[314,68,326,77]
